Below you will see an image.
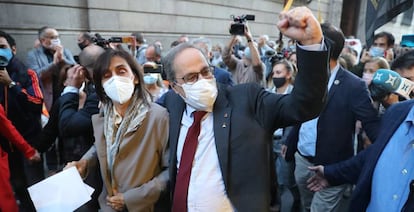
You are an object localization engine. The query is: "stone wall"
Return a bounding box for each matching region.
[0,0,332,60]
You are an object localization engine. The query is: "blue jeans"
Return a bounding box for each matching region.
[273,139,300,212]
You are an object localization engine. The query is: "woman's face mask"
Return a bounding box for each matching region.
[103,76,135,104]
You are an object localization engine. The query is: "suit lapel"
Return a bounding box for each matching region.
[324,68,344,109]
[92,114,113,195]
[168,94,186,181]
[213,86,231,189]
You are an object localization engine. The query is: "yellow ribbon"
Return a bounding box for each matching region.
[283,0,294,12]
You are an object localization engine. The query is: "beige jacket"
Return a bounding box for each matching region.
[82,103,169,212]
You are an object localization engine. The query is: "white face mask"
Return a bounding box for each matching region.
[49,38,61,49]
[362,72,374,85]
[103,76,135,104]
[180,78,218,112]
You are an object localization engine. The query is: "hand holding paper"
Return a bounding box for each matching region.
[28,167,94,212]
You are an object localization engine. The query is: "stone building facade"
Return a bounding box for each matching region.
[1,0,334,59]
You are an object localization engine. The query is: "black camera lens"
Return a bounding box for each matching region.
[230,23,245,35]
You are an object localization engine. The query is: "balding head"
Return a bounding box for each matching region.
[145,44,162,63]
[79,44,105,77]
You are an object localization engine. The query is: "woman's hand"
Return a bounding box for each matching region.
[107,189,125,211]
[64,159,87,178]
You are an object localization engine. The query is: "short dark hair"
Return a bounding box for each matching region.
[321,23,345,60]
[170,40,181,48]
[0,31,16,47]
[93,49,150,105]
[391,50,414,70]
[374,31,395,47]
[81,32,93,42]
[38,26,50,39]
[131,32,145,44]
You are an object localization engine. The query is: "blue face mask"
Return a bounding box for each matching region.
[143,75,158,85]
[369,46,385,57]
[0,48,13,67]
[244,47,252,59]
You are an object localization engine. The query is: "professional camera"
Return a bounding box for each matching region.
[229,14,255,35]
[143,62,163,74]
[92,33,135,49]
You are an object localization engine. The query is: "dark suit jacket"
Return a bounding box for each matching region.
[286,67,380,165]
[161,47,329,211]
[324,100,414,211]
[214,66,234,86]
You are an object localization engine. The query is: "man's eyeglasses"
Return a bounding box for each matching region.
[44,35,59,40]
[176,66,215,85]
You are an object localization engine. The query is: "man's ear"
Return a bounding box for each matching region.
[171,82,185,97]
[11,46,17,55]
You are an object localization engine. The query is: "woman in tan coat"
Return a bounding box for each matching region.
[68,49,169,212]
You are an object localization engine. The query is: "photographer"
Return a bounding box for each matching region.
[223,21,265,86]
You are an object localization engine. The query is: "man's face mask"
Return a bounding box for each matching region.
[0,48,13,67]
[46,38,61,50]
[177,78,218,112]
[369,46,385,57]
[78,41,88,50]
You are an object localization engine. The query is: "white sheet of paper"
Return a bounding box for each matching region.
[28,166,94,212]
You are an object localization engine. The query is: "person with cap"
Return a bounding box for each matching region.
[222,23,265,86]
[307,98,414,211]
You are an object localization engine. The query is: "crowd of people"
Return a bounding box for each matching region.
[1,5,414,212]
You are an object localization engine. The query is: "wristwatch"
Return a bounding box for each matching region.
[8,81,16,88]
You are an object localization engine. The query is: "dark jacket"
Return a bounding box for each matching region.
[0,56,42,151]
[36,83,98,163]
[162,46,329,211]
[286,67,380,165]
[324,100,414,211]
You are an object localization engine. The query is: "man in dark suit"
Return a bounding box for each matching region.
[308,100,414,212]
[160,7,329,211]
[285,23,380,211]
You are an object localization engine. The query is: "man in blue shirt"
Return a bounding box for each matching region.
[307,100,414,212]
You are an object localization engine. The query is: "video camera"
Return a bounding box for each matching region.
[92,33,135,49]
[229,14,255,35]
[143,62,163,74]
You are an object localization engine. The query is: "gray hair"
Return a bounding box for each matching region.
[191,37,212,55]
[148,44,162,57]
[38,26,50,39]
[162,42,206,82]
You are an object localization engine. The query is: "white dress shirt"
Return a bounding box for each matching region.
[176,105,234,212]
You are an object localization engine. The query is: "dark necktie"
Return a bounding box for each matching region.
[172,111,207,212]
